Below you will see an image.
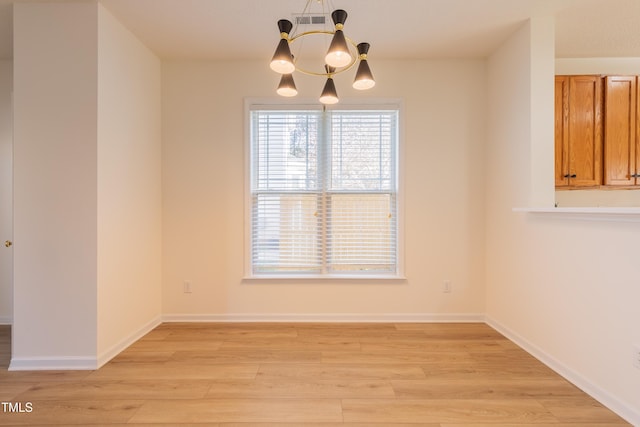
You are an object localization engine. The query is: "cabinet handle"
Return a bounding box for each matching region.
[632,173,638,178]
[563,174,577,178]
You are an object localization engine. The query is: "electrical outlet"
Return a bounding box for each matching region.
[633,345,640,370]
[443,280,452,293]
[183,281,192,294]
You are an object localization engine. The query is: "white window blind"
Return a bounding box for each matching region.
[249,107,399,276]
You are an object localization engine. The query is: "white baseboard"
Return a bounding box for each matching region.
[9,356,97,371]
[9,315,162,371]
[486,316,640,427]
[96,315,162,369]
[162,313,486,323]
[0,315,12,325]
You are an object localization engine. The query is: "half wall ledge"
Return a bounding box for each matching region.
[513,207,640,222]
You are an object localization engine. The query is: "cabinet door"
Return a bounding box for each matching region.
[637,80,640,185]
[567,76,603,187]
[555,76,570,187]
[604,76,637,186]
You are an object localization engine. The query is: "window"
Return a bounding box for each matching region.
[247,105,400,277]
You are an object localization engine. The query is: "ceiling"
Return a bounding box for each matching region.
[1,0,640,61]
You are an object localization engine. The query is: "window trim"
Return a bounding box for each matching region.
[243,98,405,281]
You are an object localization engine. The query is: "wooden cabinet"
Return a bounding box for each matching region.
[603,75,639,186]
[554,75,603,188]
[555,74,640,189]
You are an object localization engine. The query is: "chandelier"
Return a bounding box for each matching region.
[269,0,375,104]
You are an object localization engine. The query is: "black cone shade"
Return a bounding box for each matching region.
[277,19,293,35]
[319,77,339,105]
[325,30,351,68]
[325,10,351,68]
[270,20,294,74]
[276,73,297,97]
[353,43,375,90]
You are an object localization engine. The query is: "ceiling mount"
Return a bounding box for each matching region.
[292,14,327,26]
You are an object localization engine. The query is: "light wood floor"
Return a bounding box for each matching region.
[0,322,631,426]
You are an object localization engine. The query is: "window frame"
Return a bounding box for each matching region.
[243,98,405,281]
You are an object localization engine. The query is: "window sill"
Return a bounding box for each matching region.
[513,206,640,222]
[242,275,407,283]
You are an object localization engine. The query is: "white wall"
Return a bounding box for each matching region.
[11,2,162,369]
[486,18,640,424]
[96,5,162,364]
[0,60,12,323]
[556,57,640,74]
[12,2,98,365]
[162,59,487,319]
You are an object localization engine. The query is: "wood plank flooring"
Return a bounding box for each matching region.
[0,322,631,426]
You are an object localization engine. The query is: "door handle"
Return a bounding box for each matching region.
[4,240,12,248]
